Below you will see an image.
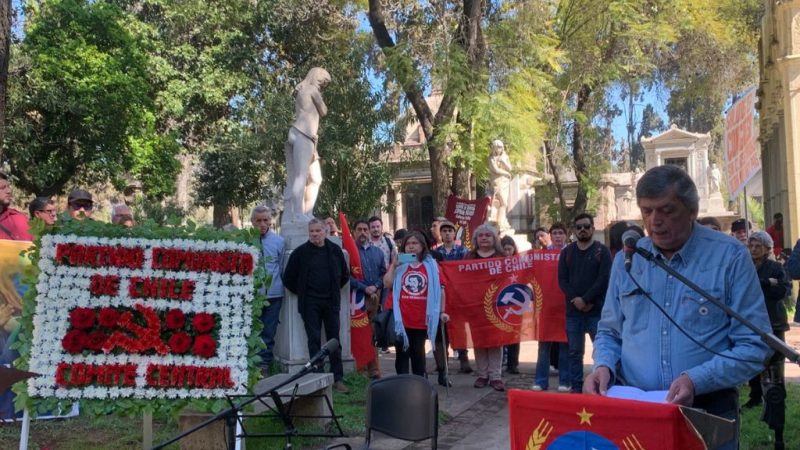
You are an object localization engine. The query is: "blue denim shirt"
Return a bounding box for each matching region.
[260,230,286,298]
[594,224,771,395]
[350,243,386,292]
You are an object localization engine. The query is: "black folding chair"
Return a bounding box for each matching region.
[326,374,439,450]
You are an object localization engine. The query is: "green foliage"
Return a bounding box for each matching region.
[194,122,269,213]
[5,0,165,196]
[13,219,266,418]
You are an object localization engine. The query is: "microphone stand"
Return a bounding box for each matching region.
[633,246,800,364]
[151,356,329,450]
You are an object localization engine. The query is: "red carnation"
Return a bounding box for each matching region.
[192,334,217,358]
[165,309,186,330]
[69,307,96,330]
[86,331,108,351]
[98,307,120,328]
[168,332,192,354]
[191,313,215,333]
[62,330,88,354]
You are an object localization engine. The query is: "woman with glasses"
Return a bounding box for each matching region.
[466,223,506,391]
[28,197,57,226]
[383,230,449,384]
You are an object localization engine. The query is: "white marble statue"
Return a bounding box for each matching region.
[488,139,512,231]
[707,163,721,194]
[282,67,331,224]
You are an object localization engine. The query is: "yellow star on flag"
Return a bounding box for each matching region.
[576,407,593,425]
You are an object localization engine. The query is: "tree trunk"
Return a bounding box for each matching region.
[213,203,232,229]
[569,83,592,222]
[0,0,12,163]
[544,140,569,222]
[368,0,486,217]
[451,157,471,199]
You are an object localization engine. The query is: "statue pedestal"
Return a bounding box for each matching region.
[707,192,726,213]
[274,229,353,375]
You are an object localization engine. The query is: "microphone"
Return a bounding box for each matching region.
[304,338,339,371]
[622,229,642,272]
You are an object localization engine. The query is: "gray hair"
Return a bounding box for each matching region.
[471,223,503,254]
[111,204,133,224]
[250,205,272,222]
[308,217,326,231]
[749,231,774,249]
[636,165,699,214]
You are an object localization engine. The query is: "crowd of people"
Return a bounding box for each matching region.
[4,167,800,446]
[254,166,800,449]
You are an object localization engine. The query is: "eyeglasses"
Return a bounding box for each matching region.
[70,202,93,211]
[37,208,57,215]
[575,224,592,230]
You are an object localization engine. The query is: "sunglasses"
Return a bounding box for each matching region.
[70,202,93,211]
[575,224,592,230]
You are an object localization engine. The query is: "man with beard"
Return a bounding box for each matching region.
[558,213,611,393]
[351,219,386,378]
[0,173,32,240]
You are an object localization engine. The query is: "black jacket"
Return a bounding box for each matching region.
[283,239,349,308]
[756,258,790,332]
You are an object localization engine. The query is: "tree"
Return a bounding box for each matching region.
[630,103,664,169]
[4,0,167,196]
[366,1,552,216]
[0,0,11,162]
[660,0,762,153]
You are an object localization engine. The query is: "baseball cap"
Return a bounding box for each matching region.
[730,218,750,232]
[438,220,456,231]
[67,189,93,204]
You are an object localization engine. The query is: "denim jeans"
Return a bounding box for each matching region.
[566,314,600,392]
[259,297,283,368]
[535,341,570,389]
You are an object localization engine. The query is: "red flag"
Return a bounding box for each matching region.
[508,390,705,449]
[444,195,491,250]
[338,213,375,369]
[438,250,566,348]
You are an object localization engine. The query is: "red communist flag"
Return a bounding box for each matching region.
[508,390,706,450]
[338,213,375,369]
[438,250,565,348]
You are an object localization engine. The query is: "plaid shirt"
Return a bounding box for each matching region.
[436,244,467,261]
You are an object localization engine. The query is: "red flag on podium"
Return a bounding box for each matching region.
[338,212,375,369]
[508,390,706,450]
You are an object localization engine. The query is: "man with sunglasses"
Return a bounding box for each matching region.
[0,172,32,240]
[66,189,95,221]
[557,213,611,393]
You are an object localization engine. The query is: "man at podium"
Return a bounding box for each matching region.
[585,165,772,450]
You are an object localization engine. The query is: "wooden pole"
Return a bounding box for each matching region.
[143,411,153,450]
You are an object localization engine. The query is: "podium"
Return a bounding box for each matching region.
[508,390,734,450]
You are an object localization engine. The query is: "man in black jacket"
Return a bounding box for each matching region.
[284,218,350,393]
[558,213,612,393]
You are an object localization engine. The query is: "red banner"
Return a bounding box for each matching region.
[508,390,705,449]
[338,213,375,369]
[724,88,759,200]
[439,250,565,349]
[445,195,491,250]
